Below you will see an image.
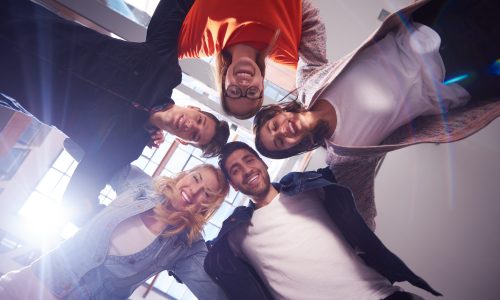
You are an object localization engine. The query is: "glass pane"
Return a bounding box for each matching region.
[165,149,190,174]
[153,271,174,294]
[183,156,204,171]
[167,280,188,299]
[143,161,158,176]
[210,202,234,228]
[203,222,220,241]
[50,175,70,202]
[132,155,149,169]
[36,168,63,196]
[52,150,74,173]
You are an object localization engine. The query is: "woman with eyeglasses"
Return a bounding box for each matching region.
[0,164,229,300]
[177,0,321,119]
[253,0,500,229]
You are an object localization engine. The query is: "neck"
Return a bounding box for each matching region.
[253,186,279,209]
[148,104,174,132]
[227,44,260,61]
[309,99,337,137]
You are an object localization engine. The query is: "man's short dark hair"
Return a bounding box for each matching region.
[253,100,329,159]
[218,141,265,180]
[199,111,230,158]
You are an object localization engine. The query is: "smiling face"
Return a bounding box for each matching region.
[156,105,216,147]
[223,57,264,118]
[223,149,271,201]
[258,111,311,152]
[173,167,221,210]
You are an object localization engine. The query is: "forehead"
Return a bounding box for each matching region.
[224,98,262,118]
[225,149,260,167]
[198,116,216,146]
[192,167,219,189]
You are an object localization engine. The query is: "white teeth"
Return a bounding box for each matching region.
[181,191,191,203]
[248,174,258,184]
[288,121,295,135]
[236,72,252,78]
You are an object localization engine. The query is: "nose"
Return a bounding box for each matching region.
[242,164,253,176]
[271,124,285,139]
[184,119,192,130]
[190,184,203,202]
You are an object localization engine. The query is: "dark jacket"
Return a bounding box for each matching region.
[0,0,193,224]
[204,168,442,299]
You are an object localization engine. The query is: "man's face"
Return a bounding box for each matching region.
[160,105,216,146]
[224,149,271,200]
[223,57,264,118]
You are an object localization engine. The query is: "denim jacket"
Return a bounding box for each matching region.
[31,166,227,300]
[204,168,441,299]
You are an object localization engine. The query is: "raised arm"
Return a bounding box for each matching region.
[62,125,149,226]
[146,0,195,51]
[296,0,329,86]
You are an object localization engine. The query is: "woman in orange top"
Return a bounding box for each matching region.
[178,0,318,119]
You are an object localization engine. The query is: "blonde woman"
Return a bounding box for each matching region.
[0,164,229,300]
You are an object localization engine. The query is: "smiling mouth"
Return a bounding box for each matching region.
[285,120,298,137]
[175,115,185,130]
[244,173,260,186]
[181,191,192,204]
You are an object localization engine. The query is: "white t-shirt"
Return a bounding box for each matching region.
[108,214,158,256]
[229,191,400,300]
[320,23,470,147]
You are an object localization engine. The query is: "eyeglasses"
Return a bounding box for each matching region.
[224,85,263,100]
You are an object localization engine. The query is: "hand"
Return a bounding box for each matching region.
[148,129,165,148]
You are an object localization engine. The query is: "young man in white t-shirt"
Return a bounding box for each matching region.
[204,141,441,300]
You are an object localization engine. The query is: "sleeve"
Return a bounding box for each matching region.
[62,124,149,226]
[326,150,381,231]
[296,0,329,87]
[108,165,152,195]
[145,0,195,52]
[172,240,229,300]
[322,183,442,296]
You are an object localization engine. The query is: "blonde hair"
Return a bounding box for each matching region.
[152,164,229,245]
[214,29,281,119]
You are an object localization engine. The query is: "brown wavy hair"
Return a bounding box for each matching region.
[199,111,230,158]
[152,164,229,245]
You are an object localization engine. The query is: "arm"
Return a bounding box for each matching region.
[172,239,228,300]
[146,0,194,51]
[296,0,329,86]
[62,124,149,226]
[322,183,442,296]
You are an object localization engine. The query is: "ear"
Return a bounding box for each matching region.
[176,138,189,145]
[187,105,201,111]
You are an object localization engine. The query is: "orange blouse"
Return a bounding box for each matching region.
[178,0,302,68]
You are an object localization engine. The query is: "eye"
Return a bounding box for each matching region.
[247,87,259,98]
[227,86,240,97]
[272,121,278,131]
[193,174,199,183]
[197,115,203,125]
